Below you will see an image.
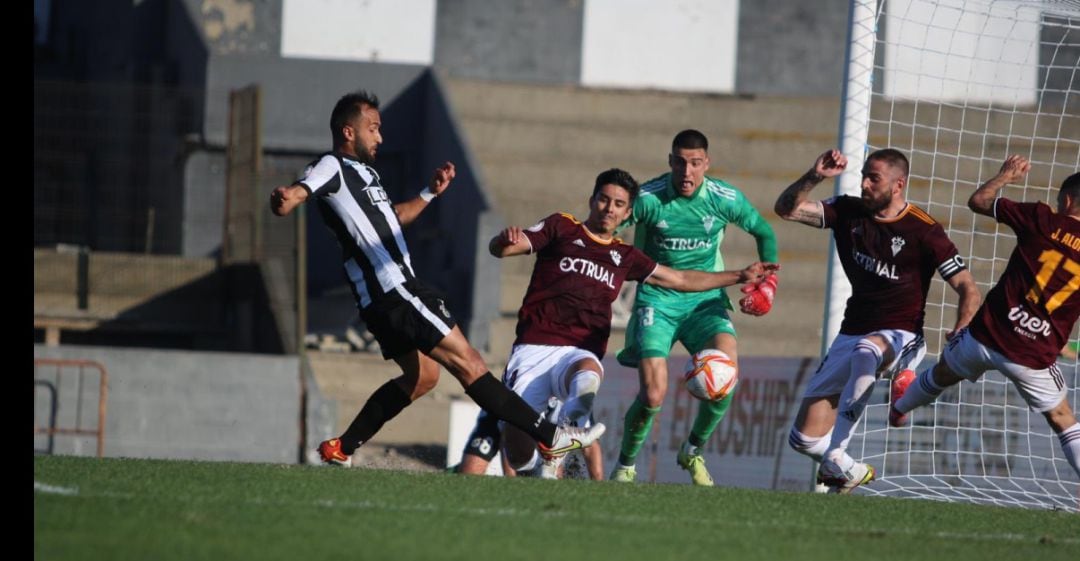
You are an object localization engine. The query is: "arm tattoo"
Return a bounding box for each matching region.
[793,207,823,227]
[778,192,797,213]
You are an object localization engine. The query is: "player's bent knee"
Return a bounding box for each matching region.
[931,360,963,387]
[569,370,601,395]
[853,340,884,367]
[1043,400,1077,433]
[643,388,666,408]
[414,372,439,396]
[431,331,488,383]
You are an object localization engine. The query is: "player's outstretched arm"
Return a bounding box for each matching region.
[944,269,981,340]
[488,226,532,258]
[646,262,780,292]
[270,184,310,216]
[395,161,456,227]
[774,149,846,227]
[968,155,1030,218]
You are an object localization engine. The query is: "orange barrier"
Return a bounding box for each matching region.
[33,359,108,458]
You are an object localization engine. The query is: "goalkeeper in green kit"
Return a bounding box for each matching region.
[610,129,779,486]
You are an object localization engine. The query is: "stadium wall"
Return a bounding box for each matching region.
[35,343,828,488]
[33,345,308,463]
[278,0,848,96]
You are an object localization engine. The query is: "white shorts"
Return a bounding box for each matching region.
[500,344,603,427]
[804,330,927,398]
[943,328,1068,412]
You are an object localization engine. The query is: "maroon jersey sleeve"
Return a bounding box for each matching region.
[822,195,864,230]
[520,213,567,254]
[922,222,965,281]
[993,197,1045,231]
[624,246,658,282]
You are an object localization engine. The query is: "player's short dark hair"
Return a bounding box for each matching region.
[672,129,709,152]
[1061,172,1080,198]
[331,90,380,147]
[867,148,910,178]
[593,168,640,204]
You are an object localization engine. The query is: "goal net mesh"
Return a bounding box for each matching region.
[848,0,1080,511]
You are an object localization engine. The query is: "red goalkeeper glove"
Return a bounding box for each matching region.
[739,272,778,316]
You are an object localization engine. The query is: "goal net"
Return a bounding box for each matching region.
[837,0,1080,511]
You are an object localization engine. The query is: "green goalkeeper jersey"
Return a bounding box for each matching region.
[625,173,778,305]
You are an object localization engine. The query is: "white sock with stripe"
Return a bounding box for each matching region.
[788,427,833,462]
[828,340,882,455]
[894,366,946,413]
[1058,423,1080,478]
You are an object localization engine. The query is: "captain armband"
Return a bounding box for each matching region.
[937,255,967,280]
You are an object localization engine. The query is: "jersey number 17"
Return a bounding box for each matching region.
[1026,249,1080,314]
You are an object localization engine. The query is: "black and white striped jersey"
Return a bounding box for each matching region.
[299,152,417,308]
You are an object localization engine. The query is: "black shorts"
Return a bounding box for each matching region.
[462,410,501,461]
[359,281,458,360]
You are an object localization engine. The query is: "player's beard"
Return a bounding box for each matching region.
[861,191,892,214]
[357,143,377,165]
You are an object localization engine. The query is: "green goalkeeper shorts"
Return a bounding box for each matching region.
[616,295,736,368]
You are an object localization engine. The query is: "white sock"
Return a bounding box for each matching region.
[828,340,882,454]
[1058,423,1080,479]
[825,448,856,472]
[561,370,601,426]
[895,367,946,413]
[788,427,833,462]
[681,439,700,456]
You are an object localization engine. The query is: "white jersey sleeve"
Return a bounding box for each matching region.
[299,154,342,195]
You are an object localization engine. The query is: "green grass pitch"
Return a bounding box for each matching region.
[35,455,1079,561]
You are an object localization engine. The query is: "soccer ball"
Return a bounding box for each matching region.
[683,349,738,401]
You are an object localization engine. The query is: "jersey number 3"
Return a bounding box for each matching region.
[1026,249,1080,314]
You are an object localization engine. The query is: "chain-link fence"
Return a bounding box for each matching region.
[34,80,207,254]
[34,80,301,354]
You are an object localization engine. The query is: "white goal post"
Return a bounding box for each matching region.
[832,0,1080,511]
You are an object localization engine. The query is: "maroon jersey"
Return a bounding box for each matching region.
[968,199,1080,368]
[823,196,966,335]
[515,213,658,358]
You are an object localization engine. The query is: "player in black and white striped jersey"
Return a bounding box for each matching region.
[271,90,606,467]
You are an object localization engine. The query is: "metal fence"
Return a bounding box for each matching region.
[34,80,302,354]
